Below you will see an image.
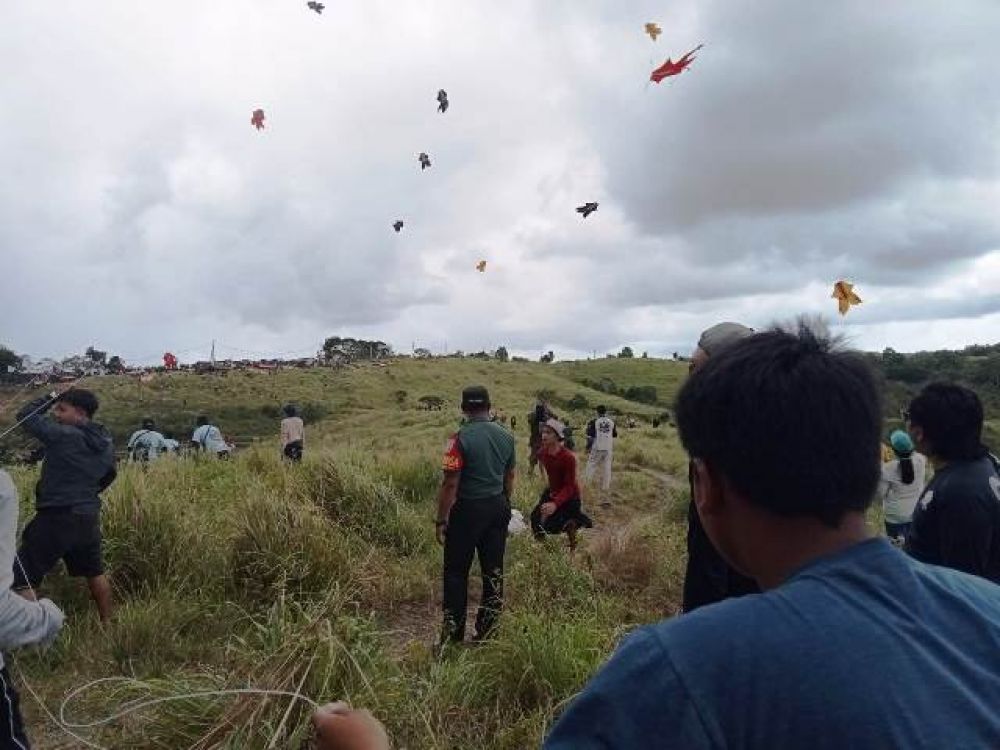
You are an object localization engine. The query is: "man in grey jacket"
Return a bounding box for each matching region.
[0,470,65,749]
[14,389,115,622]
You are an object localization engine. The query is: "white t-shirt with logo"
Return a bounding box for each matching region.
[593,416,617,452]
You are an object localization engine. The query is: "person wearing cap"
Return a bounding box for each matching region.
[127,417,168,463]
[280,404,305,462]
[437,386,517,643]
[682,322,760,613]
[530,419,593,549]
[903,383,1000,583]
[876,430,927,544]
[14,388,116,623]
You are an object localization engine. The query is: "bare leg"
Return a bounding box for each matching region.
[565,521,579,553]
[87,575,113,623]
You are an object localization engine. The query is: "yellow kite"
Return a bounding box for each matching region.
[831,280,862,315]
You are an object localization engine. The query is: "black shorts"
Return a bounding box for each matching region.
[14,510,104,588]
[283,441,303,462]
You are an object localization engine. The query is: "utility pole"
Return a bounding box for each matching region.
[210,340,216,365]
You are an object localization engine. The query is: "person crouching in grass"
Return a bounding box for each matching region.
[530,419,593,550]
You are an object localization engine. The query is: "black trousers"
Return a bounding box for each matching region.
[530,491,593,536]
[682,473,759,612]
[0,665,30,749]
[442,495,510,642]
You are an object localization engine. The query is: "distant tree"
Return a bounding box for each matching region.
[540,351,555,364]
[85,346,107,365]
[618,346,634,359]
[107,355,125,373]
[672,352,679,360]
[0,346,21,373]
[512,356,529,363]
[322,337,392,362]
[413,348,432,359]
[495,346,510,363]
[641,351,649,359]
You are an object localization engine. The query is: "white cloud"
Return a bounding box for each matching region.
[1,0,999,363]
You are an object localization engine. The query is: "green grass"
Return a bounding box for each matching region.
[1,360,695,749]
[0,356,964,748]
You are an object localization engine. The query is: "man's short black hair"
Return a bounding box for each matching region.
[196,415,209,426]
[283,404,298,417]
[675,323,882,528]
[908,383,985,462]
[141,417,156,430]
[461,385,491,412]
[596,405,607,416]
[56,388,99,418]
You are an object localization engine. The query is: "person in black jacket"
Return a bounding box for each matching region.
[681,323,760,612]
[14,389,116,622]
[904,383,1000,583]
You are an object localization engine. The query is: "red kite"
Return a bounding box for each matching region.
[251,109,266,130]
[476,260,487,273]
[650,44,704,83]
[831,280,862,316]
[163,352,178,369]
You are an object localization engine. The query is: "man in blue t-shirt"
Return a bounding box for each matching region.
[306,326,1000,750]
[545,326,1000,749]
[903,383,1000,583]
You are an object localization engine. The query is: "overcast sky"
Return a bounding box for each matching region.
[3,0,999,364]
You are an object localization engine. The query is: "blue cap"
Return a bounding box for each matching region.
[890,430,914,456]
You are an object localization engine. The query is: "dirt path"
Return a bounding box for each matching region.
[379,461,688,655]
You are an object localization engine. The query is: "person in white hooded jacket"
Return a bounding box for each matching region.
[0,470,64,749]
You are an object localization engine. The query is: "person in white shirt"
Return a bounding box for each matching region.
[878,429,927,544]
[280,404,305,462]
[126,418,168,462]
[191,415,231,458]
[0,470,64,747]
[585,405,618,502]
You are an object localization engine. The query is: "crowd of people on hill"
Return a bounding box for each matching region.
[0,322,998,748]
[124,406,308,463]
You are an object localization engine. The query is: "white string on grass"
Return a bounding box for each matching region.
[11,556,322,748]
[59,677,321,729]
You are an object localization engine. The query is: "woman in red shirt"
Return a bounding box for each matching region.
[531,419,593,549]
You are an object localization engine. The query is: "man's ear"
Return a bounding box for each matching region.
[691,459,725,517]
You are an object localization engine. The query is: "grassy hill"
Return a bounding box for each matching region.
[1,359,691,749]
[0,353,995,748]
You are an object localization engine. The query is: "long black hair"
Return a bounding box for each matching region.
[898,454,915,485]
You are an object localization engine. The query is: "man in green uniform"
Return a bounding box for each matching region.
[437,386,516,643]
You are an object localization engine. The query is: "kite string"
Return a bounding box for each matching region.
[0,374,90,444]
[11,557,322,748]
